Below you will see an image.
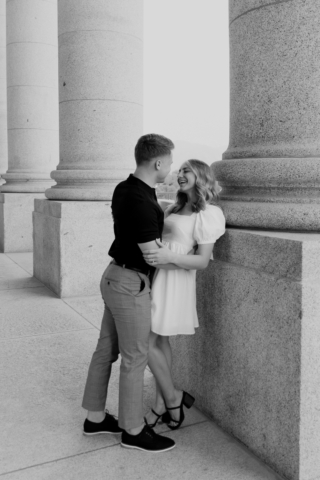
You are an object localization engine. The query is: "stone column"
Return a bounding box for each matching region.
[33,0,143,296]
[45,0,143,200]
[171,3,320,480]
[0,0,58,252]
[213,0,320,230]
[0,0,7,185]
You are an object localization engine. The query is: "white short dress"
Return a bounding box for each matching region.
[151,204,226,336]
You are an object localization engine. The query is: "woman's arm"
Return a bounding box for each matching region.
[138,241,195,270]
[143,240,213,271]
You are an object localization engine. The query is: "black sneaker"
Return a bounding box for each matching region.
[83,412,122,435]
[121,425,175,452]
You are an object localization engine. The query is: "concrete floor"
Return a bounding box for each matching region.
[0,252,283,480]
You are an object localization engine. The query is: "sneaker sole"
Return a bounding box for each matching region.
[120,442,176,453]
[83,430,122,436]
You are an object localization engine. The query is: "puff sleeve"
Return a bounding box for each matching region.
[193,205,226,244]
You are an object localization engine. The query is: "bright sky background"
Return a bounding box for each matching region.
[143,0,230,165]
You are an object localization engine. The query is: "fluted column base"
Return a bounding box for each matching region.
[213,158,320,230]
[1,173,55,193]
[45,169,131,201]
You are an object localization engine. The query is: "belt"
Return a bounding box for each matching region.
[112,259,152,277]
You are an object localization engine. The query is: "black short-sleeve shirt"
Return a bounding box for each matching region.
[108,174,164,271]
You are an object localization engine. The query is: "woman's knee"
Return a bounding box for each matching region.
[149,332,159,349]
[157,335,170,347]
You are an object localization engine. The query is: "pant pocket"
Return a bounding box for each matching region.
[106,278,145,297]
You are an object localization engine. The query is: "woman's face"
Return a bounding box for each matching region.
[177,162,196,193]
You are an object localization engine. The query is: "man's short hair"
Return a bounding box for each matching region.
[135,134,175,165]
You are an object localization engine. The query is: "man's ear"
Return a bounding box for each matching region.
[155,158,161,171]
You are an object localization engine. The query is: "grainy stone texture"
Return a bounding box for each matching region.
[33,199,114,297]
[227,0,320,159]
[0,286,93,339]
[2,0,58,193]
[46,0,143,200]
[214,0,320,229]
[0,264,41,291]
[229,0,292,25]
[0,0,7,183]
[215,200,320,231]
[171,228,320,480]
[6,251,33,275]
[1,422,282,480]
[1,252,281,480]
[63,295,105,329]
[0,193,45,252]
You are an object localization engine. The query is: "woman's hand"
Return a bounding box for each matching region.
[143,239,176,266]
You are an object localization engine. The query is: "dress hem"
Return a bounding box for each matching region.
[151,326,198,336]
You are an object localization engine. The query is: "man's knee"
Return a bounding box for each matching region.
[93,338,119,363]
[120,349,148,373]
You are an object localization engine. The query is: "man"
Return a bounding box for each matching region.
[82,134,175,452]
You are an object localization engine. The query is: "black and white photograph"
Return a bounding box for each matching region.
[0,1,319,480]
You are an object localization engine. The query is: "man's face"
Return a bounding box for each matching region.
[156,153,173,183]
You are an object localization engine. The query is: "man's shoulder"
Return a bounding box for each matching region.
[114,180,144,199]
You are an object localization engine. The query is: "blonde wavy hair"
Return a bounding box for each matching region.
[171,159,220,214]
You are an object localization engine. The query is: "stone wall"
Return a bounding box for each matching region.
[171,228,320,480]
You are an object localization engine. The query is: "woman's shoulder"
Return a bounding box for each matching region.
[197,204,225,222]
[194,203,226,244]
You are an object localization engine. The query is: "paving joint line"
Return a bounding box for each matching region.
[0,442,121,477]
[0,420,209,477]
[0,327,95,342]
[0,285,44,292]
[2,254,101,330]
[60,299,101,331]
[3,253,33,276]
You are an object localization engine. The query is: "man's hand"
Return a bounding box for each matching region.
[142,239,175,266]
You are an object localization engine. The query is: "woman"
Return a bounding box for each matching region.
[142,159,226,430]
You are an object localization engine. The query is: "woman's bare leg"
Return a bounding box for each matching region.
[146,332,182,425]
[146,335,171,424]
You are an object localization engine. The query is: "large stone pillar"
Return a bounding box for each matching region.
[172,2,320,480]
[213,0,320,230]
[0,0,7,185]
[45,0,143,201]
[34,0,143,296]
[0,0,58,252]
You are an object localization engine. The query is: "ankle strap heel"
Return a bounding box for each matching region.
[164,391,196,430]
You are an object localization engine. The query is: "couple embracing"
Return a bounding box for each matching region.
[81,134,226,452]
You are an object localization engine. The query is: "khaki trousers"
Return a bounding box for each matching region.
[82,262,151,430]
